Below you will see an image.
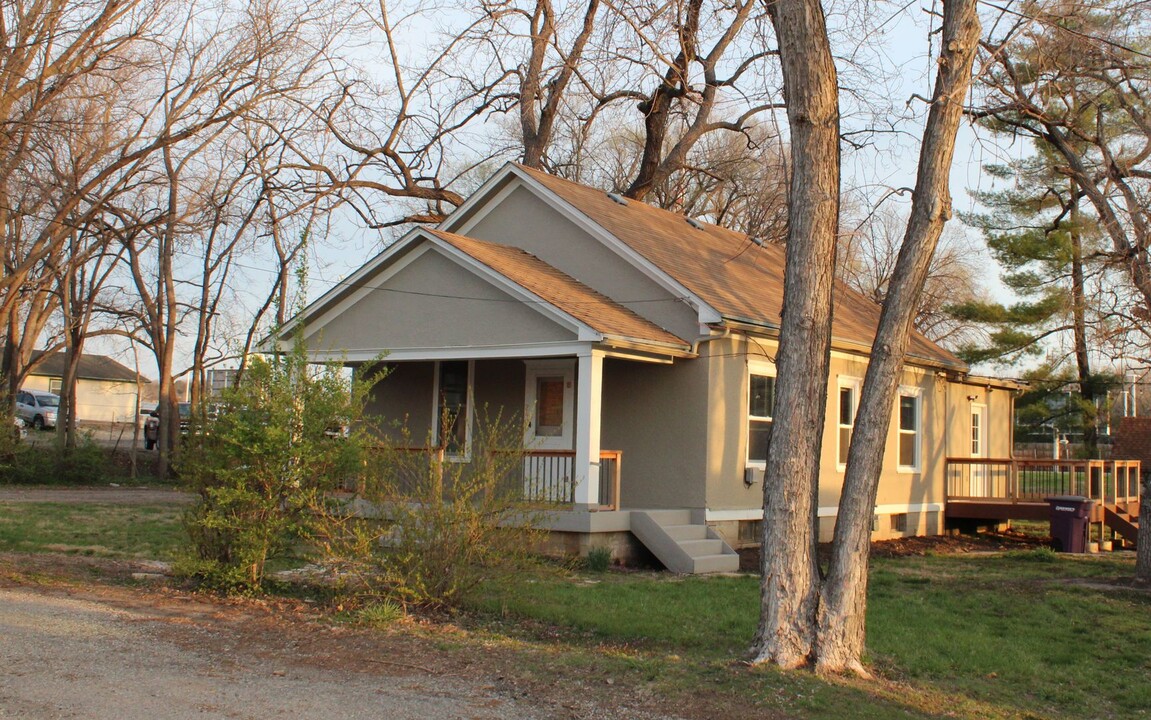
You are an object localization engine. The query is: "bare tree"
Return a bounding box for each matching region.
[750,0,981,674]
[840,206,985,348]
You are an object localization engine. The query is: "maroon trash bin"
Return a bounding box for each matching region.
[1045,495,1093,553]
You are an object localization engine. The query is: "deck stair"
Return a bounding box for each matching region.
[631,510,739,574]
[1104,503,1140,546]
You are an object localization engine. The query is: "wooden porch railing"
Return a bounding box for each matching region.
[361,446,622,510]
[945,457,1141,506]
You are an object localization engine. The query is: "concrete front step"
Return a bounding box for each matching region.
[630,510,740,574]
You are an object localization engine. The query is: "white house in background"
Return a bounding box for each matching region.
[23,351,148,424]
[272,162,1020,573]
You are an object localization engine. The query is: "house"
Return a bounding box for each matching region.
[279,163,1020,572]
[22,351,148,424]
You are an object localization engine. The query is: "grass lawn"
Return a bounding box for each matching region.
[0,502,185,559]
[470,550,1151,720]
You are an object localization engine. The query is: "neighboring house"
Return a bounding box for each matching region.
[206,368,239,398]
[23,351,149,424]
[277,163,1021,572]
[1112,417,1151,476]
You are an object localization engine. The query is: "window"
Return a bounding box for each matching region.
[747,368,775,465]
[890,513,908,533]
[897,388,921,471]
[48,378,62,395]
[435,360,472,457]
[837,378,860,467]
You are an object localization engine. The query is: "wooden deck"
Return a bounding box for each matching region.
[944,457,1142,541]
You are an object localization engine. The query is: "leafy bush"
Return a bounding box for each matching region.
[0,430,112,485]
[313,411,548,610]
[176,345,380,593]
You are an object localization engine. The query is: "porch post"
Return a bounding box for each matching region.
[574,349,604,508]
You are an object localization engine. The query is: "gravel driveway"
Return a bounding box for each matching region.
[0,586,545,720]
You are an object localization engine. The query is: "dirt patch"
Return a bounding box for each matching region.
[0,553,775,720]
[738,530,1051,570]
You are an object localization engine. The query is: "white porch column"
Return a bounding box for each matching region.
[574,349,604,508]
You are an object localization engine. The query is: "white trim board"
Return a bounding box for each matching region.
[705,502,945,522]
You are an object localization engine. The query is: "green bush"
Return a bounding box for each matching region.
[0,430,111,485]
[176,346,380,593]
[585,546,613,572]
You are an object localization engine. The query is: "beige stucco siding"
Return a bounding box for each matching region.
[600,357,708,509]
[306,247,576,354]
[701,335,1017,540]
[463,185,700,342]
[23,376,138,423]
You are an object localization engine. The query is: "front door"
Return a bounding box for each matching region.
[969,404,988,496]
[522,361,576,502]
[524,360,575,450]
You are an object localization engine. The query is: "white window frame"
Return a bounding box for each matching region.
[523,359,576,451]
[836,376,862,470]
[896,385,922,473]
[746,360,776,469]
[432,359,474,461]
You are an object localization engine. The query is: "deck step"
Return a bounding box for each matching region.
[630,511,739,574]
[1104,504,1140,545]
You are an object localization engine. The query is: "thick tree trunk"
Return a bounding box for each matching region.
[748,0,840,669]
[1138,471,1151,582]
[814,0,980,676]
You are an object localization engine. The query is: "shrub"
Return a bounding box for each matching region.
[313,411,549,610]
[177,345,381,593]
[585,546,613,572]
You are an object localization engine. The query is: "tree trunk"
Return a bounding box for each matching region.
[748,0,840,669]
[814,0,980,676]
[1068,189,1098,457]
[1138,471,1151,582]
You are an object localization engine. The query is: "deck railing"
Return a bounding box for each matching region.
[945,458,1141,506]
[362,446,622,510]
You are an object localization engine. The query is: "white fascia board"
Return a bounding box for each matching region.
[306,341,593,364]
[706,502,944,522]
[426,235,602,342]
[444,165,723,326]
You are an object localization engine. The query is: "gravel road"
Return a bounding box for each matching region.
[0,586,546,720]
[0,487,193,505]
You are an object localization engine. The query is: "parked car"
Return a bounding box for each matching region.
[144,402,192,450]
[15,389,59,430]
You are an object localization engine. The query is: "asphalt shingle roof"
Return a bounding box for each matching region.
[29,351,148,383]
[513,164,965,369]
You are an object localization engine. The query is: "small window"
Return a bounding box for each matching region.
[837,379,860,467]
[48,379,62,395]
[890,513,908,533]
[747,371,775,464]
[898,389,921,471]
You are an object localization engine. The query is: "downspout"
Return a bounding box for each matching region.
[690,325,732,355]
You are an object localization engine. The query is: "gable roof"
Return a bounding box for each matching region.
[28,351,148,383]
[504,164,964,369]
[429,230,691,351]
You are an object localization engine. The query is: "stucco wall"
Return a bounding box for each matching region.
[600,357,708,509]
[22,376,139,423]
[462,185,700,342]
[700,334,1015,541]
[307,246,575,355]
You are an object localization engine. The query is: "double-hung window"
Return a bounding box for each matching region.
[747,364,775,465]
[897,387,922,471]
[435,360,472,458]
[837,378,861,468]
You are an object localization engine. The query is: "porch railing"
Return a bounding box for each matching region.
[945,458,1141,506]
[361,446,622,510]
